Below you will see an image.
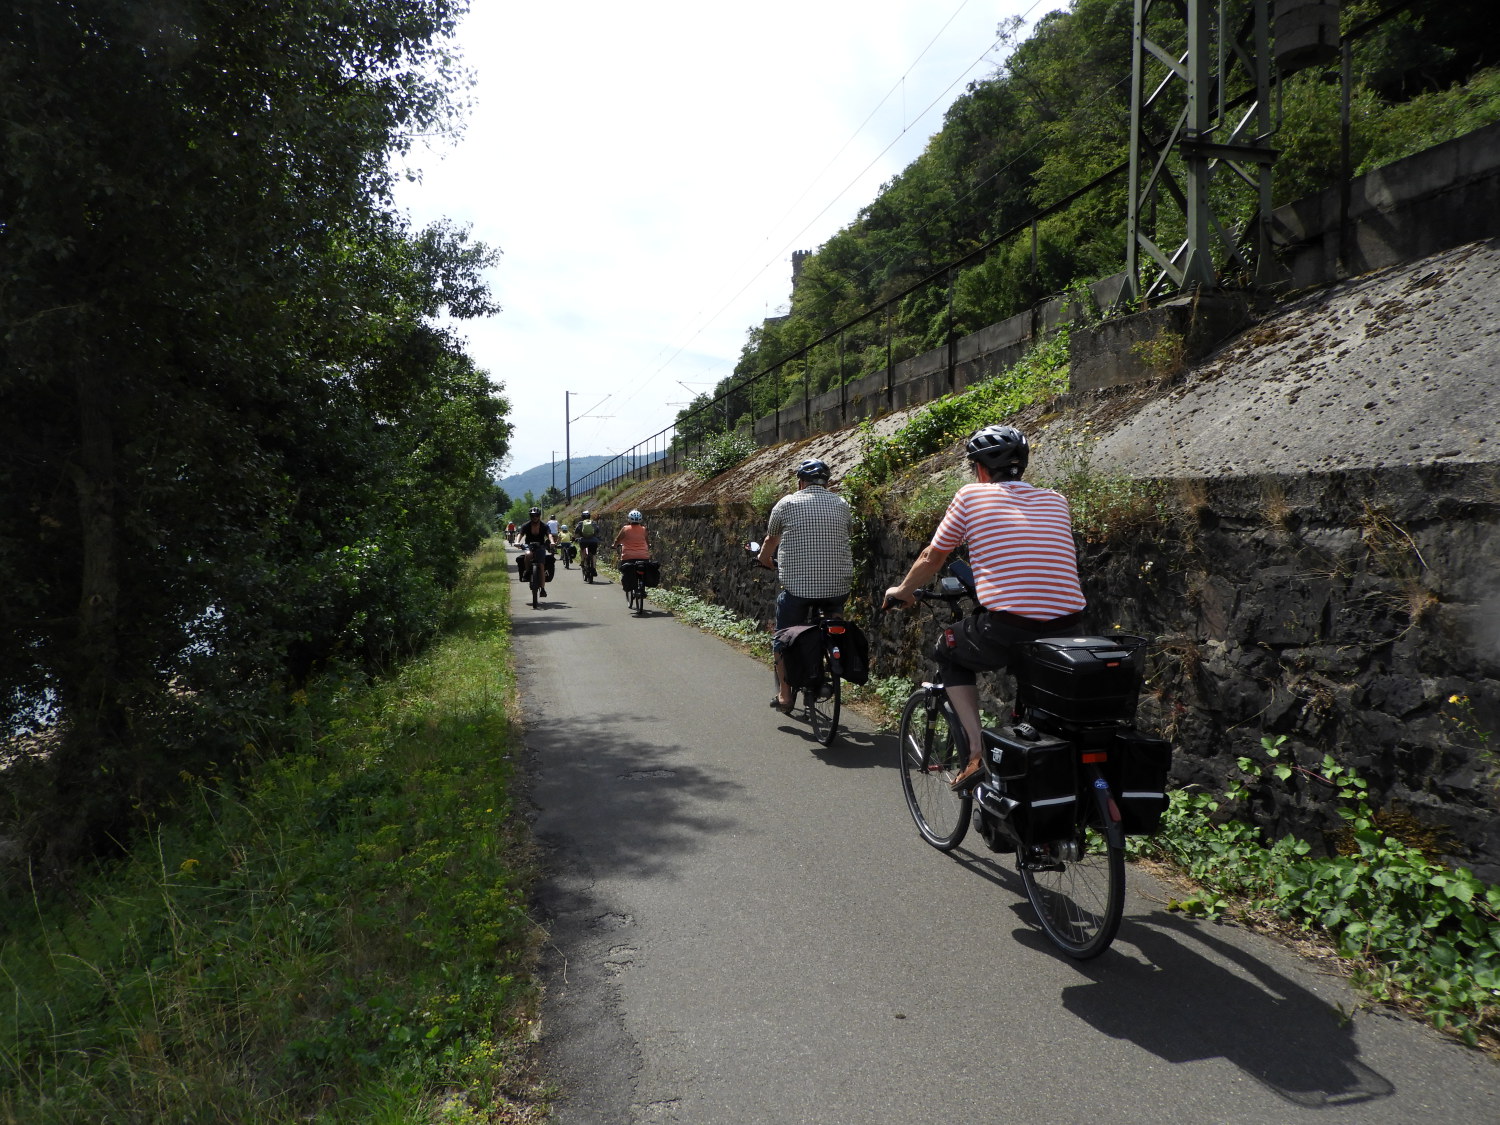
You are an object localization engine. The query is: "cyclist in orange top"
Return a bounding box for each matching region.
[614,509,650,561]
[614,509,652,601]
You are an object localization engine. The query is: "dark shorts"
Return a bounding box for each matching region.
[934,609,1087,687]
[773,590,847,653]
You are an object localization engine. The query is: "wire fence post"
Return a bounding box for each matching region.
[774,362,781,441]
[884,304,894,410]
[803,357,811,433]
[946,269,956,390]
[838,331,846,423]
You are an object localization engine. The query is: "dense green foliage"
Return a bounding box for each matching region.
[0,2,511,869]
[672,0,1500,447]
[684,430,758,481]
[0,542,544,1122]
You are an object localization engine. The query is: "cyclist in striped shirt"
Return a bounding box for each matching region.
[884,425,1086,791]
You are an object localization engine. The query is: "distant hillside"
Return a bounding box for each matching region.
[498,456,618,503]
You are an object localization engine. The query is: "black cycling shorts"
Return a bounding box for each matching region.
[933,609,1086,687]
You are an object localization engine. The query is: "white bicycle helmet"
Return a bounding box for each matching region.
[628,509,643,522]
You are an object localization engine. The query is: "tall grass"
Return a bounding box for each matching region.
[0,540,546,1123]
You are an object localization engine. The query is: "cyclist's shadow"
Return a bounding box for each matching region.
[1056,911,1395,1108]
[773,719,887,765]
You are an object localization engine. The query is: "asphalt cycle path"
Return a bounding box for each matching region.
[511,549,1499,1124]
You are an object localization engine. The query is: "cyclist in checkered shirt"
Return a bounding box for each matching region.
[884,425,1087,791]
[754,458,852,711]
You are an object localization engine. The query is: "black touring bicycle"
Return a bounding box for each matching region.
[890,561,1172,959]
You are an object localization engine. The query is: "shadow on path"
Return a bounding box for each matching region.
[1058,911,1395,1108]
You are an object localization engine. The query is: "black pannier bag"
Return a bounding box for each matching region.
[516,552,556,582]
[773,624,826,688]
[1022,635,1146,734]
[621,559,661,589]
[1105,730,1173,835]
[986,727,1077,844]
[822,619,869,685]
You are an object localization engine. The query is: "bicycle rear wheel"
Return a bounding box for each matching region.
[897,688,970,850]
[806,658,840,747]
[1018,807,1125,959]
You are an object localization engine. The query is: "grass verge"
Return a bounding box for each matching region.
[0,538,547,1123]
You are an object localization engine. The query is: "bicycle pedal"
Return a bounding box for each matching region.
[1020,856,1066,873]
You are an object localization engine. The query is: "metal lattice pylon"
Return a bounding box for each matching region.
[1125,0,1278,303]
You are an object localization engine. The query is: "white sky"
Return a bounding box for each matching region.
[393,0,1048,480]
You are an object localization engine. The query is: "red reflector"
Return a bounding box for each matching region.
[1082,752,1109,763]
[827,626,845,634]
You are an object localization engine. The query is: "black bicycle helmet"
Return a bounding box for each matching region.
[795,458,831,484]
[529,506,542,518]
[965,425,1029,479]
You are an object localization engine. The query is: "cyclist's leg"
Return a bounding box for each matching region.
[936,611,1027,771]
[771,590,809,708]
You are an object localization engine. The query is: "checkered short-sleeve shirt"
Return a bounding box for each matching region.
[766,486,853,600]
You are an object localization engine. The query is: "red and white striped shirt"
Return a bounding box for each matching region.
[931,482,1086,619]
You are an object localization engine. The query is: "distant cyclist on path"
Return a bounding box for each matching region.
[517,507,557,597]
[754,458,852,712]
[576,510,602,570]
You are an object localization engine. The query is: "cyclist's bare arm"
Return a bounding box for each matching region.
[755,534,779,570]
[885,543,952,608]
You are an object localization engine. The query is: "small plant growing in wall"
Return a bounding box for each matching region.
[1038,424,1168,544]
[685,430,757,481]
[1130,328,1186,379]
[750,474,784,518]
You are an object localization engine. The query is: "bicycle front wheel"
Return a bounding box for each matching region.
[806,661,841,747]
[897,688,970,850]
[1018,810,1125,959]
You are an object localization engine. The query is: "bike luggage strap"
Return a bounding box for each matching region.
[985,609,1086,633]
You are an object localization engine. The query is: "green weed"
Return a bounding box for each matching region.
[1140,735,1500,1051]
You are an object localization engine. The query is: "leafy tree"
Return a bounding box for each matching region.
[0,0,511,869]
